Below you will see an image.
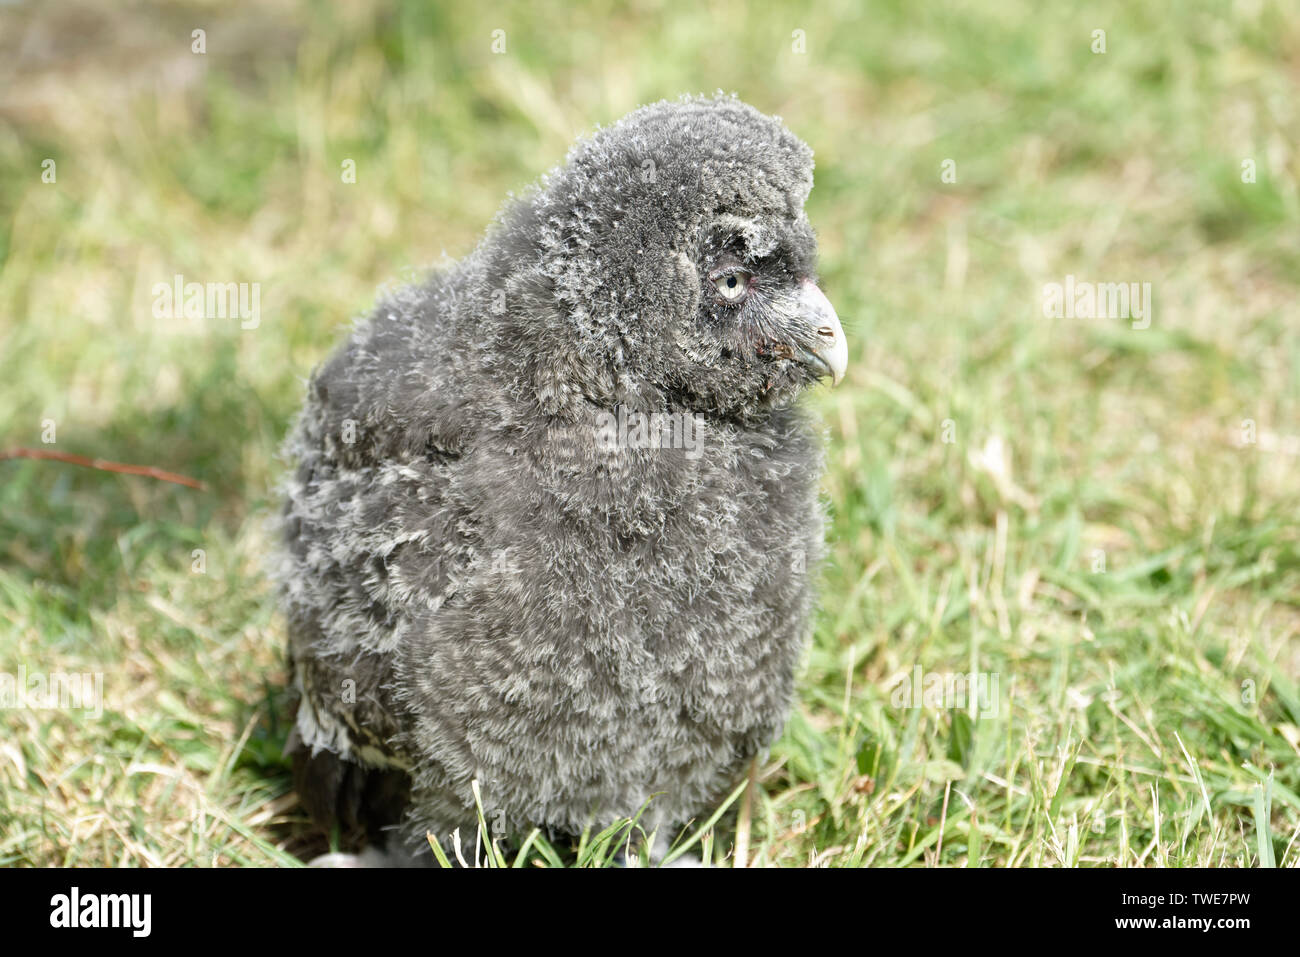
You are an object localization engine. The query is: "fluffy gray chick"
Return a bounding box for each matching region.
[277,93,847,860]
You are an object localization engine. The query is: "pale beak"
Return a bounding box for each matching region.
[794,280,847,386]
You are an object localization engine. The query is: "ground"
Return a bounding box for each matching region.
[1,0,1297,866]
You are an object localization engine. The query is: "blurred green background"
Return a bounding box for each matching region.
[1,0,1298,866]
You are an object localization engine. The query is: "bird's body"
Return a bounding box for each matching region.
[277,95,845,857]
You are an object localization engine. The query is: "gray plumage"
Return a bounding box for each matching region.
[276,94,847,857]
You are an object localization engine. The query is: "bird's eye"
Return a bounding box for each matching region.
[713,271,751,303]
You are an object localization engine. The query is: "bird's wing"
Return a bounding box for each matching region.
[278,287,475,777]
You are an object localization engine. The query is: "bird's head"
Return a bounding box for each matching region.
[506,94,846,419]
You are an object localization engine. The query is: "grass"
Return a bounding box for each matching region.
[1,0,1298,867]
